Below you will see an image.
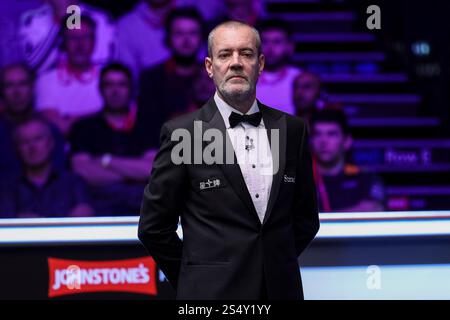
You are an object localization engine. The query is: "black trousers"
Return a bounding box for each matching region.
[260,277,268,300]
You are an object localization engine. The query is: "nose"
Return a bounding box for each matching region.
[318,139,328,147]
[230,52,243,69]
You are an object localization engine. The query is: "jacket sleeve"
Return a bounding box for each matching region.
[138,122,188,290]
[292,122,320,257]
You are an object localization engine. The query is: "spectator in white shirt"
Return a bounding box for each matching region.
[35,15,103,136]
[256,19,301,115]
[117,0,175,82]
[117,0,225,82]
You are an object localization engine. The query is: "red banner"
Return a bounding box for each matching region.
[48,257,157,298]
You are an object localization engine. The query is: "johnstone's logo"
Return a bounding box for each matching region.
[48,257,157,298]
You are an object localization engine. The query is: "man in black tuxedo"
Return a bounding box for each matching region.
[138,21,320,300]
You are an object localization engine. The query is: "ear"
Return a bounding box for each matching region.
[343,134,353,151]
[258,54,265,75]
[205,57,213,78]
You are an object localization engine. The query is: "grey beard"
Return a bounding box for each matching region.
[222,89,252,104]
[219,83,255,106]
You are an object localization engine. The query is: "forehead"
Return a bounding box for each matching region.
[172,17,200,29]
[262,29,287,39]
[4,66,29,77]
[212,26,257,52]
[312,122,343,133]
[18,121,49,137]
[103,70,128,81]
[65,25,94,37]
[295,74,319,86]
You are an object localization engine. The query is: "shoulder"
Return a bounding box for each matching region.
[80,3,113,24]
[162,109,203,134]
[36,68,57,83]
[343,164,362,176]
[287,65,302,75]
[1,174,21,188]
[78,113,103,126]
[285,113,306,133]
[55,170,86,186]
[117,3,141,27]
[138,63,166,86]
[140,62,165,77]
[260,103,306,132]
[344,164,383,185]
[71,113,103,133]
[19,4,50,31]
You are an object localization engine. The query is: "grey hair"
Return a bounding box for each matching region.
[207,21,261,58]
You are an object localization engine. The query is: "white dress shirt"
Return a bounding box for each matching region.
[214,92,273,223]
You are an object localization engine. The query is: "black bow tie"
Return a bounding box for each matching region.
[229,111,262,128]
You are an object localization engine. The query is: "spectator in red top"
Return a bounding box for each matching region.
[309,109,386,212]
[70,63,157,216]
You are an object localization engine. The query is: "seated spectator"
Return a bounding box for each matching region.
[186,68,216,112]
[256,19,301,115]
[69,63,156,216]
[0,116,93,218]
[117,0,174,81]
[0,63,35,123]
[35,15,103,136]
[0,63,66,179]
[138,7,205,148]
[209,0,265,28]
[293,71,341,124]
[179,0,225,22]
[309,109,386,212]
[19,0,115,74]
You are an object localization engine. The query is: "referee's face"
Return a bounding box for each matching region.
[205,25,264,103]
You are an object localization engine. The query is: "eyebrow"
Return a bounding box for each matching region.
[217,48,255,54]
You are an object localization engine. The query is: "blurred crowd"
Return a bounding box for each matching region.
[0,0,386,218]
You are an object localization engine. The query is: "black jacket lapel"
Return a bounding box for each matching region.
[259,103,286,225]
[199,98,260,223]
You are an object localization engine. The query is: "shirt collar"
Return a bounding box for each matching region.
[21,167,60,188]
[214,91,260,129]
